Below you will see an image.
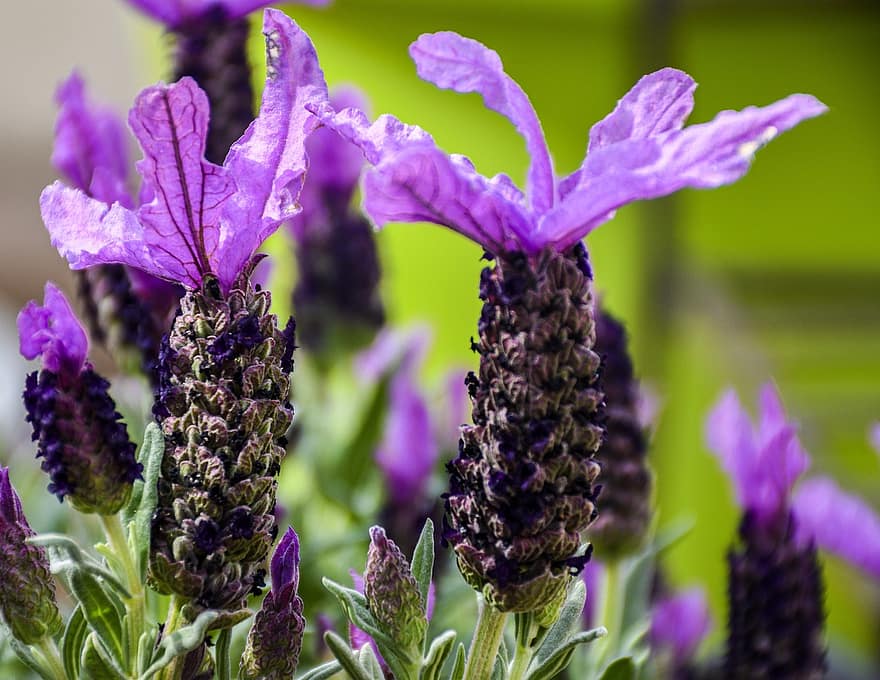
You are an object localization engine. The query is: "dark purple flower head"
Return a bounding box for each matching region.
[127,0,330,28]
[310,32,826,256]
[289,86,369,241]
[18,282,89,377]
[706,383,809,525]
[53,72,132,207]
[792,477,880,581]
[41,10,329,294]
[650,587,712,664]
[271,526,301,596]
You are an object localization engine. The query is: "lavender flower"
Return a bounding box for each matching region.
[240,527,306,680]
[52,73,176,381]
[0,467,62,644]
[650,587,711,667]
[312,32,823,613]
[707,385,824,678]
[41,10,327,618]
[588,307,652,559]
[18,283,141,515]
[870,422,880,456]
[290,88,384,356]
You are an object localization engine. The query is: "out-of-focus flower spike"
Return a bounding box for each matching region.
[650,587,712,666]
[18,283,141,515]
[364,526,428,651]
[240,527,306,680]
[588,307,652,558]
[0,466,62,644]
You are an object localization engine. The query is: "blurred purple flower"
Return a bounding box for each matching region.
[41,10,328,293]
[651,587,712,663]
[870,422,880,456]
[433,369,470,452]
[793,477,880,580]
[355,326,430,383]
[580,559,605,629]
[18,282,89,378]
[706,383,810,525]
[127,0,330,28]
[309,32,826,255]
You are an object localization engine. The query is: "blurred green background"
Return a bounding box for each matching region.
[1,0,877,676]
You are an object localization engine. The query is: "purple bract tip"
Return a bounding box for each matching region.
[17,283,88,376]
[270,526,301,594]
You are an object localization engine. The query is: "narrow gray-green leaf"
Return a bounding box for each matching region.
[296,660,343,680]
[419,630,456,680]
[69,570,126,667]
[141,610,220,680]
[31,534,130,598]
[533,579,587,668]
[449,643,466,680]
[598,656,636,680]
[411,519,435,613]
[525,648,575,680]
[322,578,394,650]
[358,644,386,680]
[7,636,54,680]
[525,628,607,680]
[62,606,88,680]
[126,422,164,581]
[136,628,158,675]
[324,631,372,680]
[82,633,126,680]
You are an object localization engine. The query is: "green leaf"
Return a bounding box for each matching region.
[598,656,636,680]
[5,635,53,680]
[411,519,435,615]
[30,534,130,599]
[296,660,343,680]
[449,643,466,680]
[525,628,606,680]
[141,610,220,680]
[336,377,389,492]
[324,631,372,680]
[124,422,164,582]
[136,628,158,675]
[419,630,456,680]
[358,644,386,680]
[69,570,126,668]
[82,633,126,680]
[215,628,231,680]
[62,606,88,680]
[532,579,587,668]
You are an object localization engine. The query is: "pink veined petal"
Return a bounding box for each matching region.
[41,182,172,280]
[129,78,234,289]
[540,93,827,250]
[559,68,696,199]
[409,32,555,214]
[363,144,536,254]
[793,477,880,580]
[52,72,132,207]
[125,0,326,27]
[17,282,89,375]
[307,102,433,166]
[221,9,329,286]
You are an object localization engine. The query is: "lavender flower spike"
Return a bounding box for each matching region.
[126,0,330,29]
[41,9,329,294]
[311,33,826,256]
[0,467,62,644]
[240,527,306,680]
[19,283,141,515]
[707,384,825,679]
[650,587,712,666]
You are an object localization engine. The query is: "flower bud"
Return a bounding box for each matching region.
[0,467,62,644]
[240,527,305,680]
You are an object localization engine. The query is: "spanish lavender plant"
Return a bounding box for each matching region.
[588,307,652,559]
[127,0,329,163]
[290,87,385,359]
[0,467,62,647]
[41,9,328,624]
[311,30,825,677]
[18,283,141,515]
[707,385,825,678]
[240,527,306,680]
[52,73,178,382]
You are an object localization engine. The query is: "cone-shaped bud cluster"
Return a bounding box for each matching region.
[19,284,141,515]
[444,245,603,613]
[364,526,427,650]
[149,273,295,615]
[241,527,305,680]
[0,467,62,644]
[588,308,651,557]
[172,5,256,164]
[726,511,825,679]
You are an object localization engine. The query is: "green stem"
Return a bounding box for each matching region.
[508,614,539,680]
[101,513,144,675]
[594,559,622,669]
[463,597,508,680]
[216,628,232,680]
[508,644,534,680]
[160,595,185,680]
[34,637,66,680]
